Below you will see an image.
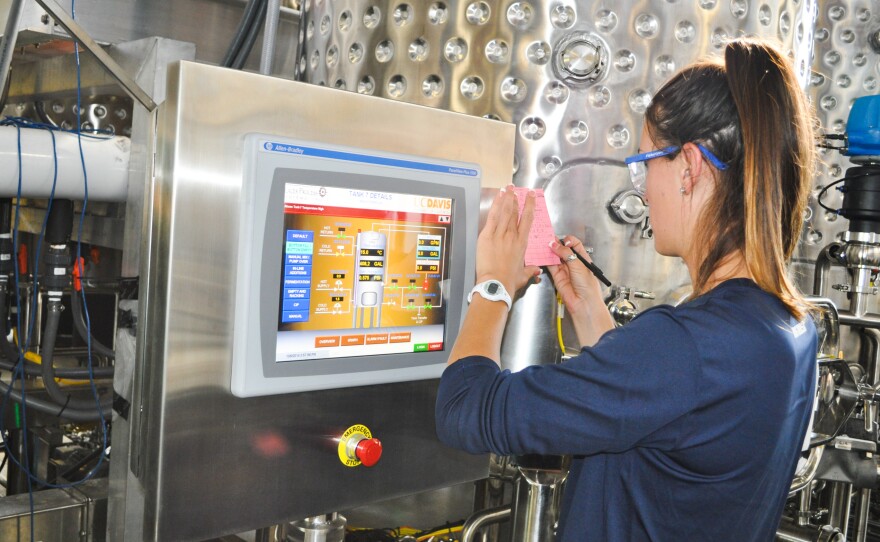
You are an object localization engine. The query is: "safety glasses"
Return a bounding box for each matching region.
[624,144,729,195]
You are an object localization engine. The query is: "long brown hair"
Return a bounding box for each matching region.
[645,39,817,319]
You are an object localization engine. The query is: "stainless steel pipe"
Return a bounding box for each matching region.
[853,488,871,542]
[813,243,843,297]
[828,482,853,537]
[838,310,880,329]
[289,514,346,542]
[461,506,512,542]
[255,524,288,542]
[789,447,825,497]
[510,467,567,542]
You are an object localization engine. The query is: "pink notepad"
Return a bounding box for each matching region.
[512,187,561,266]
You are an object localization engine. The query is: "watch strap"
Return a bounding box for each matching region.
[467,280,512,311]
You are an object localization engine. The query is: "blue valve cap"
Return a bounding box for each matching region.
[846,95,880,158]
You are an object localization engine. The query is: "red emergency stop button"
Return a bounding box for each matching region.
[355,437,383,467]
[337,424,382,467]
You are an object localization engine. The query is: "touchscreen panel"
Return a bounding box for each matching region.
[277,183,454,362]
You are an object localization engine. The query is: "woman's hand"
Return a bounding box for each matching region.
[547,236,615,346]
[475,186,542,294]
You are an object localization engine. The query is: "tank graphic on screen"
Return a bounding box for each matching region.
[354,231,387,328]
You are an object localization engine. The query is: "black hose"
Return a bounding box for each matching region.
[45,199,73,245]
[33,101,57,127]
[0,198,11,235]
[0,283,112,378]
[69,287,115,360]
[40,301,112,412]
[222,0,264,68]
[232,0,268,70]
[0,284,110,421]
[0,379,110,421]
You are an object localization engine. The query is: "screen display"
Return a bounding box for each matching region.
[277,183,454,362]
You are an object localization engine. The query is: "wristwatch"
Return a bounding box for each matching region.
[467,280,512,312]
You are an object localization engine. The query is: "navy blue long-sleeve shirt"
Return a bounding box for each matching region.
[436,279,816,541]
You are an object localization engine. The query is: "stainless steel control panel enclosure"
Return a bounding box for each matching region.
[118,61,514,541]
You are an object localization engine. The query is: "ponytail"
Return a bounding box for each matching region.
[723,40,816,319]
[645,38,817,319]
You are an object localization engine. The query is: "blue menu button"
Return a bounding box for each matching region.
[281,311,310,323]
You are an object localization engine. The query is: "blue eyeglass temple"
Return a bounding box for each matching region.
[624,144,729,171]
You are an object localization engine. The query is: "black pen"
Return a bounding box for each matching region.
[559,238,612,287]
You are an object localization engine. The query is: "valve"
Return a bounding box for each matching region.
[42,199,74,301]
[606,286,655,327]
[609,189,648,225]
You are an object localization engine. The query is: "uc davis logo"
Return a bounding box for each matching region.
[264,142,274,151]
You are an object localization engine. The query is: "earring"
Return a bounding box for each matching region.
[680,187,687,195]
[682,168,691,178]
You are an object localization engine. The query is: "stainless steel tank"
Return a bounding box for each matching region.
[296,0,816,364]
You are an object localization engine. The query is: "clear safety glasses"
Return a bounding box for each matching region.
[624,144,729,195]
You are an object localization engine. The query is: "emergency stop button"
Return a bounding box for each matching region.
[355,438,383,467]
[338,424,382,467]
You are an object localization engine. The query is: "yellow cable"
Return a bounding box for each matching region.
[556,294,566,354]
[416,526,462,542]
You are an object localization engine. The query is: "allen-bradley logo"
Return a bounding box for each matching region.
[264,142,274,151]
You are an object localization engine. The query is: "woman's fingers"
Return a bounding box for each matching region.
[495,187,519,236]
[561,236,593,263]
[518,190,536,246]
[482,188,507,235]
[549,238,575,261]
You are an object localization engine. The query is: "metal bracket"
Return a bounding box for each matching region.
[0,0,26,106]
[33,0,157,111]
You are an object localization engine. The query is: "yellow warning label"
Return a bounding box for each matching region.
[337,424,372,467]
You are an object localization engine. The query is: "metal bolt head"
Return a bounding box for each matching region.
[560,41,600,78]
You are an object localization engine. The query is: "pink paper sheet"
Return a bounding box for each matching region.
[512,187,561,266]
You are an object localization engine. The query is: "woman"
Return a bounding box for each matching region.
[435,39,817,541]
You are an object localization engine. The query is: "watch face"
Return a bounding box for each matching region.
[486,282,499,295]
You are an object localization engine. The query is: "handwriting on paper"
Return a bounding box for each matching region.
[512,187,560,267]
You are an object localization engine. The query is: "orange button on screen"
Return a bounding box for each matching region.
[342,335,365,346]
[365,333,390,345]
[315,336,341,348]
[389,332,412,343]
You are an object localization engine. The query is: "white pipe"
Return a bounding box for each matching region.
[0,126,130,201]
